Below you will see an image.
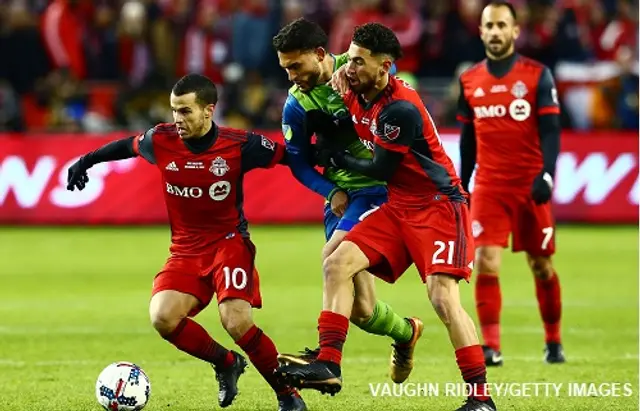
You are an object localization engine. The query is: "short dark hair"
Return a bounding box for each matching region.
[352,23,403,61]
[272,18,328,53]
[172,74,218,106]
[487,1,518,21]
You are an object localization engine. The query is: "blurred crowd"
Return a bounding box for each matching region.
[0,0,637,133]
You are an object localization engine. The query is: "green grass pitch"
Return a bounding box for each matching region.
[0,225,637,410]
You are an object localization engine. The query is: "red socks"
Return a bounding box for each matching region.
[316,311,349,365]
[535,272,562,343]
[165,318,234,368]
[236,325,292,396]
[456,345,490,401]
[475,274,502,351]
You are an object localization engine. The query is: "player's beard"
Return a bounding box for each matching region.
[297,69,321,92]
[486,37,514,59]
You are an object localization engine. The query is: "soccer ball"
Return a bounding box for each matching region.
[95,362,151,411]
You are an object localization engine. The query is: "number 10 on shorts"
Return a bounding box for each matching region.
[223,267,248,290]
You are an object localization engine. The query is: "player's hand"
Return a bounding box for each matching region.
[330,190,349,217]
[315,148,346,169]
[66,157,91,191]
[531,171,553,204]
[329,65,349,97]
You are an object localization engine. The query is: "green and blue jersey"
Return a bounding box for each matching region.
[281,53,385,200]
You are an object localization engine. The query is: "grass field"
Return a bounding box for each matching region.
[0,225,638,411]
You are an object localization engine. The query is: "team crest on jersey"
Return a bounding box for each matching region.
[382,124,401,140]
[511,81,528,99]
[209,157,229,176]
[261,135,275,151]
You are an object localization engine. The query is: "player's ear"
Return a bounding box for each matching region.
[316,47,326,61]
[513,24,521,40]
[204,104,215,119]
[381,59,393,74]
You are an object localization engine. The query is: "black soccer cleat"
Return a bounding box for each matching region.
[544,342,566,364]
[277,347,320,366]
[482,345,503,367]
[212,350,248,408]
[455,397,497,411]
[277,390,308,411]
[276,361,342,396]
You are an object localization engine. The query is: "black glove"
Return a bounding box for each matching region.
[531,171,553,204]
[66,156,92,191]
[315,148,346,169]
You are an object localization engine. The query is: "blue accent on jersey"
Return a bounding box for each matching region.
[282,94,337,199]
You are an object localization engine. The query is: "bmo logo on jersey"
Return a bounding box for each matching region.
[474,101,531,121]
[165,181,231,201]
[166,183,203,198]
[474,104,507,119]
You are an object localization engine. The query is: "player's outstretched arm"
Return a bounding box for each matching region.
[66,136,137,191]
[67,127,155,191]
[281,94,340,200]
[532,67,561,204]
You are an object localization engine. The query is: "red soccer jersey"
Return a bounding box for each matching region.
[343,75,464,207]
[132,123,284,255]
[457,54,560,192]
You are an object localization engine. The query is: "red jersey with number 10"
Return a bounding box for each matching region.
[132,123,284,255]
[343,75,464,207]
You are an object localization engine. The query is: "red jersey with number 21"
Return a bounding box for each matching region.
[343,75,464,207]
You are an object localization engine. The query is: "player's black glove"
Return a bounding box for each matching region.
[531,171,553,205]
[315,148,347,169]
[66,156,92,191]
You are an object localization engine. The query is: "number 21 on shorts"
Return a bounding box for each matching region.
[223,267,247,290]
[432,240,455,265]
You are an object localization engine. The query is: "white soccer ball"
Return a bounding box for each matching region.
[95,362,151,411]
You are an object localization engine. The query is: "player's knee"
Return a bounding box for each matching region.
[322,253,346,284]
[475,247,501,274]
[149,305,184,337]
[219,299,254,341]
[528,255,554,279]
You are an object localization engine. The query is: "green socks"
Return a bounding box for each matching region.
[355,300,414,344]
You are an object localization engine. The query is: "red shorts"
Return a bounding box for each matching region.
[344,200,474,283]
[471,187,556,256]
[151,233,262,317]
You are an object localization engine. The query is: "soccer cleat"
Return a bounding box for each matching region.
[212,350,248,408]
[482,345,503,367]
[277,390,308,411]
[277,347,320,366]
[455,397,497,411]
[389,317,424,383]
[544,342,566,364]
[276,361,342,396]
